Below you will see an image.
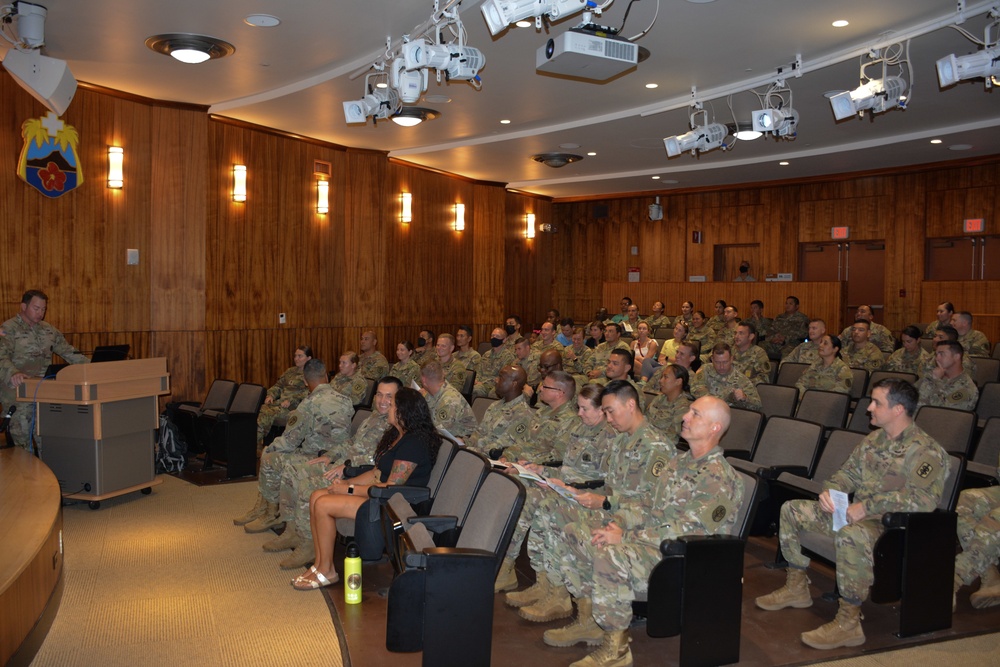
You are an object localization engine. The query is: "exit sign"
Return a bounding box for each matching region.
[964,218,985,233]
[831,226,850,240]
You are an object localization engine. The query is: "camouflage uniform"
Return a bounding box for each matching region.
[531,421,675,579]
[0,314,88,448]
[358,351,389,381]
[644,392,692,442]
[505,399,578,462]
[921,353,976,381]
[586,340,630,379]
[795,358,854,396]
[691,365,762,411]
[531,340,563,355]
[707,315,726,333]
[424,381,477,439]
[924,321,946,338]
[763,311,810,359]
[747,315,773,343]
[883,348,932,376]
[959,330,991,358]
[562,343,594,379]
[840,322,896,355]
[732,344,772,385]
[518,350,541,388]
[560,447,743,631]
[471,346,516,398]
[686,325,716,353]
[778,422,948,603]
[784,340,820,366]
[954,483,1000,586]
[439,357,468,390]
[917,371,979,411]
[259,383,353,507]
[465,394,533,455]
[842,341,884,372]
[389,359,421,388]
[646,315,672,331]
[256,366,308,440]
[716,325,737,348]
[455,348,481,371]
[331,372,369,406]
[284,408,390,540]
[412,347,436,367]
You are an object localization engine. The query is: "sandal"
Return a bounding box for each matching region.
[292,569,339,590]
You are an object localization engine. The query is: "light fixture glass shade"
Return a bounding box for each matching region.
[233,165,247,202]
[525,213,536,239]
[316,179,329,214]
[454,203,465,231]
[107,146,123,189]
[170,49,211,64]
[401,192,412,223]
[392,115,423,127]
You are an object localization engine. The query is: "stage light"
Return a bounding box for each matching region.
[936,47,1000,88]
[664,123,728,158]
[829,76,907,121]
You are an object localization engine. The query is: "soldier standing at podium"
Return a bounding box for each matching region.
[0,290,89,449]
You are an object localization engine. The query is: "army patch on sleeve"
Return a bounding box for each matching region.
[513,421,528,436]
[650,458,667,477]
[437,408,449,421]
[353,379,366,393]
[911,455,938,489]
[698,495,736,527]
[286,414,299,428]
[949,390,966,404]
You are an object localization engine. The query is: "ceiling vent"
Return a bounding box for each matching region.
[531,152,583,168]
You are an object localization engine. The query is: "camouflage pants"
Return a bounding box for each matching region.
[561,520,660,632]
[280,458,330,540]
[505,484,545,560]
[955,486,1000,585]
[779,499,884,603]
[256,403,290,440]
[8,403,34,449]
[258,449,309,503]
[529,492,609,582]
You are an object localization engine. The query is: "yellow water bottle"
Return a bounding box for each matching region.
[344,542,362,604]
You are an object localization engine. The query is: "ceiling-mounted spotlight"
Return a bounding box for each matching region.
[391,57,428,103]
[145,33,236,64]
[391,107,441,127]
[0,2,77,115]
[343,72,400,124]
[10,1,47,48]
[481,0,593,35]
[829,76,907,121]
[751,107,798,138]
[664,106,728,158]
[648,196,663,221]
[531,152,583,168]
[936,47,1000,88]
[728,122,763,141]
[403,39,486,82]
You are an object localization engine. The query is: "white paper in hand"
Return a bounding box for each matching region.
[830,489,849,532]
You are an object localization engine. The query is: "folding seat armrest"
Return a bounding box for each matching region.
[408,515,459,533]
[660,538,687,557]
[404,550,429,569]
[542,460,563,467]
[965,461,999,485]
[773,473,823,498]
[201,409,224,420]
[370,485,430,504]
[760,464,808,480]
[723,449,753,461]
[881,509,952,529]
[344,464,375,478]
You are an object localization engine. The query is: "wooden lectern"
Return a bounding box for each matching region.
[17,358,171,507]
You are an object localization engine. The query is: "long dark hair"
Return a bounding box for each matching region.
[373,387,441,468]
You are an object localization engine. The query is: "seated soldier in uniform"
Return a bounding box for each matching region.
[691,343,762,411]
[466,365,533,455]
[839,306,895,355]
[952,311,991,357]
[357,329,389,380]
[454,325,481,371]
[731,320,771,386]
[783,319,826,366]
[924,301,955,338]
[419,359,476,440]
[795,335,853,398]
[472,327,516,398]
[330,352,370,406]
[882,325,931,376]
[841,320,884,372]
[917,340,978,411]
[434,333,467,389]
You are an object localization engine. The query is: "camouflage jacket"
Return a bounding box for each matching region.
[959,330,991,358]
[505,399,577,463]
[268,384,353,459]
[559,420,615,484]
[795,357,854,396]
[586,339,631,376]
[825,422,948,518]
[455,348,481,371]
[346,409,392,464]
[440,357,468,390]
[784,340,820,366]
[883,348,931,376]
[266,366,308,409]
[358,351,389,381]
[330,373,369,406]
[475,346,516,388]
[0,314,88,408]
[840,322,896,355]
[917,372,979,411]
[842,341,884,372]
[390,359,421,388]
[770,312,810,349]
[465,394,534,454]
[562,344,594,376]
[424,381,477,438]
[603,420,676,509]
[732,344,771,385]
[691,365,762,411]
[644,392,692,442]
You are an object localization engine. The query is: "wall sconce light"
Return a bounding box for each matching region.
[525,213,536,239]
[107,146,123,189]
[232,164,247,202]
[316,179,329,214]
[453,203,465,231]
[401,192,412,223]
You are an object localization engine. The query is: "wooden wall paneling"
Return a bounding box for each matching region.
[151,331,204,403]
[883,173,926,333]
[504,192,553,328]
[206,122,250,331]
[472,183,507,337]
[243,130,288,331]
[921,281,1000,344]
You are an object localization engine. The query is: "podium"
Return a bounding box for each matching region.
[17,358,171,507]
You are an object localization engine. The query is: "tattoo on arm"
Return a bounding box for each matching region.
[386,461,418,486]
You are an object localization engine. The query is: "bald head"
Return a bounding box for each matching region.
[495,364,527,401]
[681,395,732,456]
[538,348,563,379]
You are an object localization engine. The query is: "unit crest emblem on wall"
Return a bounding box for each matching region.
[17,112,83,198]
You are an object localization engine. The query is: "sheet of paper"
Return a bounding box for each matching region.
[546,479,579,501]
[830,489,849,532]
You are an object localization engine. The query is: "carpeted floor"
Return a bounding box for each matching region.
[29,475,342,667]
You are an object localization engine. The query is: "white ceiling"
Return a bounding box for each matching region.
[12,0,1000,198]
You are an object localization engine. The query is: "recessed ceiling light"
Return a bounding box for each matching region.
[949,144,973,151]
[587,151,597,156]
[779,161,790,166]
[663,179,679,184]
[424,94,451,103]
[145,33,235,64]
[686,0,717,3]
[559,143,581,149]
[500,119,511,124]
[832,19,849,28]
[376,82,388,88]
[245,14,280,28]
[645,83,658,89]
[651,176,661,180]
[515,20,533,28]
[930,139,943,144]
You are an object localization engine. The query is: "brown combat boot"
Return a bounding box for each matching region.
[262,527,300,552]
[519,581,573,622]
[970,564,1000,609]
[755,567,813,610]
[569,629,632,667]
[506,571,550,608]
[244,502,283,533]
[800,599,865,650]
[494,557,519,593]
[233,492,267,526]
[544,598,604,647]
[279,539,315,570]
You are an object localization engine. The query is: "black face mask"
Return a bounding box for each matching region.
[504,324,516,335]
[491,337,504,348]
[417,337,426,347]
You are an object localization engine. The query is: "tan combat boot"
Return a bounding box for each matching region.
[279,539,315,570]
[970,563,1000,609]
[800,599,865,650]
[506,571,550,608]
[494,557,519,593]
[544,598,604,647]
[262,527,300,552]
[233,492,266,526]
[755,567,813,610]
[519,581,573,622]
[569,629,632,667]
[244,502,283,533]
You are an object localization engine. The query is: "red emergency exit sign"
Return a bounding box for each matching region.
[831,226,850,240]
[964,218,985,233]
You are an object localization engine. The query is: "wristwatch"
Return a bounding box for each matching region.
[347,485,355,495]
[602,497,611,511]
